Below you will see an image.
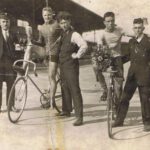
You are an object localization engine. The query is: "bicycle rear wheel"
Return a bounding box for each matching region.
[53,79,62,113]
[8,77,27,123]
[107,87,113,138]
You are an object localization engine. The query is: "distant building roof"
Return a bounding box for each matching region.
[0,0,105,32]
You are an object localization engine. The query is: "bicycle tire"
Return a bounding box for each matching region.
[8,77,27,123]
[107,87,113,138]
[53,79,62,113]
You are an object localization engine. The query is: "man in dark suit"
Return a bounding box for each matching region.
[0,13,18,112]
[113,18,150,131]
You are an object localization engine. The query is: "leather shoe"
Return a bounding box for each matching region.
[58,111,71,117]
[144,124,150,132]
[112,120,123,127]
[10,106,19,112]
[73,118,83,126]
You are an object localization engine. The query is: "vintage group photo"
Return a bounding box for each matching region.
[0,0,150,150]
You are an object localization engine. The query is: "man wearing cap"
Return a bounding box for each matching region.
[0,13,18,112]
[56,11,87,126]
[112,18,150,131]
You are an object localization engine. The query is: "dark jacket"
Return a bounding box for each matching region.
[0,28,18,61]
[59,30,78,63]
[127,34,150,86]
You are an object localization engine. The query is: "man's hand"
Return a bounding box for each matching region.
[71,53,78,59]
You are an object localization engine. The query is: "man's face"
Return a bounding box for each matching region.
[42,10,53,23]
[133,23,144,37]
[104,16,115,31]
[0,19,10,30]
[59,19,71,31]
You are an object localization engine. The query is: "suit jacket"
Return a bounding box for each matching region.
[0,27,18,61]
[127,34,150,86]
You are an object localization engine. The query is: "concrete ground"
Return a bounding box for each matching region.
[0,62,150,150]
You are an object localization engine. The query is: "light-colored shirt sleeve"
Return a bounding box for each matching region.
[96,30,105,46]
[71,32,88,58]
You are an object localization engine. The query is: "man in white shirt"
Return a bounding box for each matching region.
[56,11,88,126]
[96,12,124,105]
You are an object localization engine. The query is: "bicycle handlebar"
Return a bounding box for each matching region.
[13,59,38,76]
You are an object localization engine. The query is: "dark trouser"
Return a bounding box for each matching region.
[60,60,83,118]
[0,56,16,108]
[116,75,150,125]
[112,57,124,106]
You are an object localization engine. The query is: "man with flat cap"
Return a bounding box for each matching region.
[113,18,150,131]
[0,12,18,112]
[56,11,87,126]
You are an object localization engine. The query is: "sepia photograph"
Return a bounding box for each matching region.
[0,0,150,149]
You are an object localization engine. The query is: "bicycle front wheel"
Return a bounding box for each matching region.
[8,77,27,123]
[107,87,113,138]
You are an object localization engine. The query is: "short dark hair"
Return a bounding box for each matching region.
[56,11,72,22]
[0,12,10,20]
[42,7,53,13]
[103,12,115,20]
[133,18,143,24]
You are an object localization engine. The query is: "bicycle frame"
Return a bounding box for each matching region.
[14,59,43,95]
[27,75,43,95]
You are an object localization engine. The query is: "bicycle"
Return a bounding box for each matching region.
[106,58,119,138]
[94,45,123,138]
[7,59,62,123]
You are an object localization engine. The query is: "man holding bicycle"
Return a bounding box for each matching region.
[96,12,124,104]
[22,7,62,108]
[112,18,150,131]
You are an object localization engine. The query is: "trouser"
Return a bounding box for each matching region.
[93,67,107,93]
[93,56,124,103]
[60,61,83,118]
[116,75,150,125]
[112,57,124,105]
[0,57,16,108]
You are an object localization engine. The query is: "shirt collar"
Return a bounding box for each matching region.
[136,34,144,43]
[1,29,9,34]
